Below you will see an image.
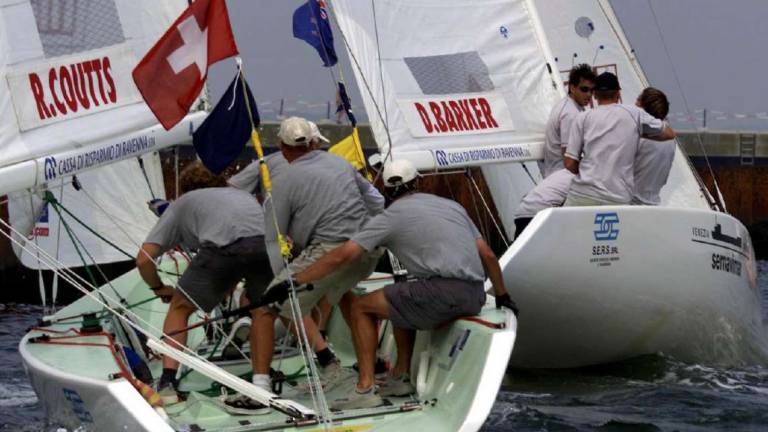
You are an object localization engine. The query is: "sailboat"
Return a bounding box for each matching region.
[8,1,515,431]
[331,0,768,369]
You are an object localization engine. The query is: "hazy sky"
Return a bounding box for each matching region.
[208,0,768,130]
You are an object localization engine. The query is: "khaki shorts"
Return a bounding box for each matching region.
[268,242,381,319]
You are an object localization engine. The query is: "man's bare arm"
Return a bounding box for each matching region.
[136,243,163,288]
[476,238,507,296]
[295,241,365,285]
[643,126,676,141]
[564,156,580,174]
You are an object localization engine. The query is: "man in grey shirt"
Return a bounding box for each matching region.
[289,159,519,410]
[632,87,676,205]
[564,72,676,205]
[249,117,383,409]
[135,162,275,410]
[541,64,596,178]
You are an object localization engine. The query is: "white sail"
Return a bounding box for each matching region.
[330,0,561,170]
[529,0,710,209]
[8,153,164,269]
[0,0,194,193]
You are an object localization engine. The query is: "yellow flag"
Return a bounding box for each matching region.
[329,127,371,180]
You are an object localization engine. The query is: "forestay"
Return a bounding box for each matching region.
[0,0,189,178]
[330,0,561,171]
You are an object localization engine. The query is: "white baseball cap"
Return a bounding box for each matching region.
[383,159,419,187]
[308,121,330,144]
[278,117,312,146]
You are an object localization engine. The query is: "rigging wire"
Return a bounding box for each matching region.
[237,61,331,424]
[326,0,394,166]
[0,218,267,403]
[466,171,511,248]
[645,0,726,212]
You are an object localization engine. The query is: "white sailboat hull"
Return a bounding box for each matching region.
[19,334,171,432]
[502,206,768,368]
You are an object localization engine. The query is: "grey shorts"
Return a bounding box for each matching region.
[178,236,273,313]
[269,242,381,319]
[384,278,486,330]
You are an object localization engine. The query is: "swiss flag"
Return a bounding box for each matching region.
[133,0,238,130]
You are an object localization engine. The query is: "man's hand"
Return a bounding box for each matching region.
[495,293,519,316]
[152,285,175,303]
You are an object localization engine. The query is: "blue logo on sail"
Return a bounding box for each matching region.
[43,157,57,181]
[594,212,619,241]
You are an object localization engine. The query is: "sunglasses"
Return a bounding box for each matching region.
[578,86,595,93]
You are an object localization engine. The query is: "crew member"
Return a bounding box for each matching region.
[288,159,519,410]
[632,87,675,205]
[135,162,278,411]
[541,64,596,178]
[563,72,676,206]
[513,168,575,237]
[248,117,383,411]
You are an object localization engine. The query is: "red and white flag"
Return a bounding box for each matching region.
[133,0,238,130]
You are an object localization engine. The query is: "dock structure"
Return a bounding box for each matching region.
[676,130,768,226]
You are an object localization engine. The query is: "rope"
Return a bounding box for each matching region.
[43,192,134,261]
[645,0,725,212]
[466,171,510,248]
[0,219,271,405]
[326,1,394,164]
[136,156,157,200]
[236,60,331,424]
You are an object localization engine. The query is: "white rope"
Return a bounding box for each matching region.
[0,216,228,368]
[76,185,251,362]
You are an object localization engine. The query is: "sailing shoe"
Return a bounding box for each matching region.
[378,374,415,397]
[296,360,355,393]
[223,393,271,416]
[319,360,356,392]
[156,382,181,406]
[222,317,251,360]
[330,386,383,411]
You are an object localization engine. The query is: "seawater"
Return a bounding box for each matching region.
[4,264,768,431]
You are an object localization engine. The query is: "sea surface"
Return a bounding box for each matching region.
[3,264,768,431]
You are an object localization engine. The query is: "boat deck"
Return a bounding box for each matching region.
[22,263,515,431]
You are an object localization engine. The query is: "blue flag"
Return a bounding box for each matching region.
[336,82,356,127]
[193,73,259,175]
[293,0,337,67]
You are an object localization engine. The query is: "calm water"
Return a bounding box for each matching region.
[4,264,768,431]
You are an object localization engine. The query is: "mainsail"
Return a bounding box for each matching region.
[0,0,193,270]
[330,0,561,171]
[0,0,200,196]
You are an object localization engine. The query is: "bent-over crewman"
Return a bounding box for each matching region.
[289,159,519,410]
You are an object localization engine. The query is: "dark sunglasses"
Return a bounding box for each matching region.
[578,86,595,93]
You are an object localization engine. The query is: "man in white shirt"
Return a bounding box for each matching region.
[514,168,575,237]
[632,87,675,205]
[563,72,676,206]
[540,64,596,178]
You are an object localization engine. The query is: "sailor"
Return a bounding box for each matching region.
[513,168,575,237]
[135,161,280,408]
[288,159,519,410]
[563,72,676,206]
[540,64,596,178]
[246,116,384,411]
[632,87,675,205]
